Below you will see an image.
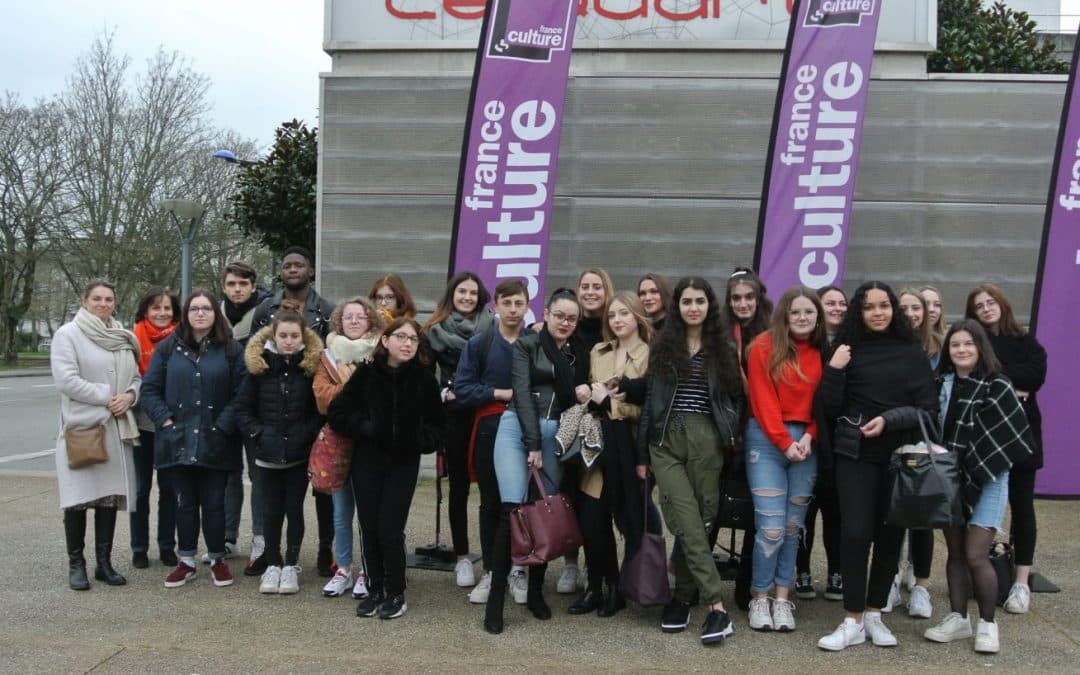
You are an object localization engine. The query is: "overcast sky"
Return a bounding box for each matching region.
[0,0,328,150]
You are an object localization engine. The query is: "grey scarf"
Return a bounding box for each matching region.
[73,307,141,442]
[425,309,494,355]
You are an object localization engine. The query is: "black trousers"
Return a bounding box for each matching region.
[797,466,841,577]
[352,451,420,597]
[445,407,475,556]
[577,492,619,590]
[260,464,308,567]
[1009,467,1038,566]
[835,455,905,613]
[130,428,176,554]
[474,414,502,572]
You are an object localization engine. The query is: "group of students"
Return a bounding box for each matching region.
[51,250,1046,653]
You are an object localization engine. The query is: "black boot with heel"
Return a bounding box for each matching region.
[93,507,127,586]
[64,509,90,591]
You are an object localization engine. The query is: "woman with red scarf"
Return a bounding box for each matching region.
[129,287,181,569]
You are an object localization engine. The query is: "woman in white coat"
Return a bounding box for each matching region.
[51,279,141,590]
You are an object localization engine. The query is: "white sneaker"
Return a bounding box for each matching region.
[907,585,933,619]
[900,564,916,592]
[352,572,369,599]
[278,565,300,594]
[772,598,796,632]
[818,618,866,651]
[201,541,236,564]
[924,611,973,643]
[975,618,1000,653]
[1004,583,1031,614]
[322,568,353,597]
[469,571,492,604]
[249,536,265,563]
[748,597,773,631]
[882,578,902,613]
[259,565,281,594]
[557,564,580,594]
[509,569,528,605]
[455,559,476,587]
[863,611,898,647]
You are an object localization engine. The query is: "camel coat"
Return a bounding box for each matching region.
[50,321,139,510]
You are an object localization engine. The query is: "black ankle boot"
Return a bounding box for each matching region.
[568,589,602,615]
[485,504,514,634]
[93,507,126,586]
[64,510,90,591]
[597,581,626,618]
[526,563,551,620]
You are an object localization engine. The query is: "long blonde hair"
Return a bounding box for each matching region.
[600,291,653,344]
[899,287,939,358]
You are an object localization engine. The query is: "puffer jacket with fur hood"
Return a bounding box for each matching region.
[236,325,324,466]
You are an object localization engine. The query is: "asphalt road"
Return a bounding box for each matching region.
[0,373,61,471]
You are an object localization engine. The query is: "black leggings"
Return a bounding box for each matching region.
[944,525,998,621]
[474,414,501,572]
[796,466,841,577]
[1008,467,1037,566]
[835,456,905,613]
[352,451,420,597]
[577,493,619,591]
[260,464,308,567]
[445,407,475,556]
[908,529,935,579]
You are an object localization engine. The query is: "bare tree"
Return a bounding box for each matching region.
[0,94,73,362]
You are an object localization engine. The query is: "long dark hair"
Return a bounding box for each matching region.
[965,283,1025,337]
[937,319,1002,379]
[834,281,915,347]
[133,286,180,324]
[423,271,491,330]
[638,272,673,319]
[374,316,430,367]
[368,273,417,320]
[725,266,773,346]
[180,289,231,347]
[648,277,741,394]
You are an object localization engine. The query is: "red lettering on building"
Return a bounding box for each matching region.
[386,0,436,20]
[593,0,648,20]
[655,0,710,21]
[444,0,487,20]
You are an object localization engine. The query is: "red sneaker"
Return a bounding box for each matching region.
[210,559,234,587]
[164,563,196,588]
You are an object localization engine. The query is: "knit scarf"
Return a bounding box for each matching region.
[327,331,379,365]
[222,293,260,326]
[132,319,177,375]
[74,307,141,442]
[425,309,494,356]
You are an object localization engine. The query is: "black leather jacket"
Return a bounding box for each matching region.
[508,332,586,452]
[637,362,745,465]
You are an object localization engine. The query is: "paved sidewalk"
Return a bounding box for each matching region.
[1,471,1076,673]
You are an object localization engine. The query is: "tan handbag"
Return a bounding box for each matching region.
[64,426,108,469]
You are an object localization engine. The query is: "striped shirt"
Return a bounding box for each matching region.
[672,351,711,414]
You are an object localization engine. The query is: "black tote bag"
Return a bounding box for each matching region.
[886,411,964,530]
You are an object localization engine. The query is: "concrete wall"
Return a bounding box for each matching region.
[317,55,1066,324]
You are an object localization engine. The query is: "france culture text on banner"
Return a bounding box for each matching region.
[1031,25,1080,497]
[449,0,579,324]
[753,0,882,294]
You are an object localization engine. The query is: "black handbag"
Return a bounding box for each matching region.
[716,453,754,530]
[620,481,671,607]
[886,411,964,529]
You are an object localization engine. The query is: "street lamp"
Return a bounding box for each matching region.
[160,199,206,300]
[213,149,258,167]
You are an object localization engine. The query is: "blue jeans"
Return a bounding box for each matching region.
[745,419,817,595]
[130,428,176,553]
[493,410,561,504]
[332,483,362,570]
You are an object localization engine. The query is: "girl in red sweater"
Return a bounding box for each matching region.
[744,287,827,633]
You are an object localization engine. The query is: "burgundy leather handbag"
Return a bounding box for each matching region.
[510,467,583,566]
[619,481,671,607]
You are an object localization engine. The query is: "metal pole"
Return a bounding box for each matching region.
[180,235,193,300]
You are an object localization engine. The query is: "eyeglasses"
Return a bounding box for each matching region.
[188,306,214,314]
[389,332,420,344]
[375,294,397,304]
[550,311,579,326]
[342,314,367,323]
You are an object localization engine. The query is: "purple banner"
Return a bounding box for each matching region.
[449,0,578,323]
[754,0,882,294]
[1031,25,1080,497]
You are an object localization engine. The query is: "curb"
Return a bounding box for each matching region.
[0,369,50,379]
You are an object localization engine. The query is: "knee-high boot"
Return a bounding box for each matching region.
[527,562,551,620]
[484,503,515,634]
[64,509,90,591]
[93,507,127,586]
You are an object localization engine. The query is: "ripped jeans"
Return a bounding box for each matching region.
[745,419,817,596]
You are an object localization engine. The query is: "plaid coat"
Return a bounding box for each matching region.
[938,372,1035,511]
